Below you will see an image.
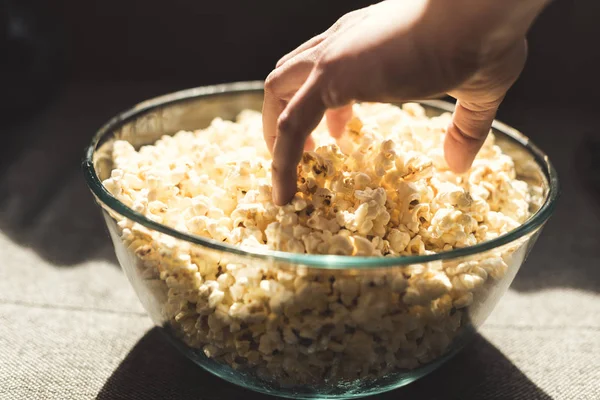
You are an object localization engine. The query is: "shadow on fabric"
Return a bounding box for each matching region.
[0,83,182,267]
[96,328,552,400]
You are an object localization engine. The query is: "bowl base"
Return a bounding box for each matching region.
[159,325,475,399]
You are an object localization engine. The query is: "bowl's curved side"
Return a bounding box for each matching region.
[161,322,476,400]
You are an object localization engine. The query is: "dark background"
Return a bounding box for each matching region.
[2,0,600,118]
[51,0,600,103]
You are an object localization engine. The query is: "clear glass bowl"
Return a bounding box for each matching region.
[82,82,559,399]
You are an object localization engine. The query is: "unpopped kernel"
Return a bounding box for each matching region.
[103,103,531,385]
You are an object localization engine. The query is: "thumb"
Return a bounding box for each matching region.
[443,100,500,173]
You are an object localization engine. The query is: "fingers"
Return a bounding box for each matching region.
[326,104,353,138]
[272,73,327,205]
[274,9,364,70]
[262,56,314,154]
[262,92,286,155]
[444,39,527,173]
[443,100,500,173]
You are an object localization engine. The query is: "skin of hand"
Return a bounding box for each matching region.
[262,0,549,205]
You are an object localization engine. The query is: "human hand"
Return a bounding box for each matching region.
[262,0,548,205]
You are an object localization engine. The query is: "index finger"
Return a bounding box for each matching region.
[262,88,286,155]
[262,56,314,154]
[272,72,327,205]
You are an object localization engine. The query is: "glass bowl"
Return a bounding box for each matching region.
[82,81,559,399]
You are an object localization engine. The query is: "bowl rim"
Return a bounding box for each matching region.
[82,81,559,269]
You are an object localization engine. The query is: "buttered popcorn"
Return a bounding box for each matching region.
[102,103,533,386]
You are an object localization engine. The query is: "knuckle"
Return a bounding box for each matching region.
[315,52,341,74]
[337,9,360,24]
[335,14,349,26]
[331,17,345,31]
[277,112,295,136]
[264,71,281,95]
[330,11,353,32]
[275,57,287,69]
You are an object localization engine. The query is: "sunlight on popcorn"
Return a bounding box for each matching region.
[102,102,532,386]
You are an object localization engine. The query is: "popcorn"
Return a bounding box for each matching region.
[102,103,534,388]
[351,236,374,256]
[327,234,354,256]
[387,228,411,253]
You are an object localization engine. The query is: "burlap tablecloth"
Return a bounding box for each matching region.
[1,84,598,399]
